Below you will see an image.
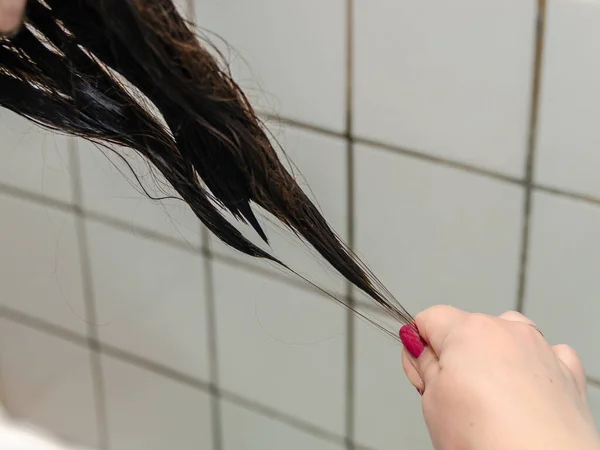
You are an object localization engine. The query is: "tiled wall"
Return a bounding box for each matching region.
[2,1,600,449]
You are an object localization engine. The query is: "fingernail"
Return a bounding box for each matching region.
[416,388,423,396]
[400,324,426,358]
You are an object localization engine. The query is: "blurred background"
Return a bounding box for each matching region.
[1,0,600,449]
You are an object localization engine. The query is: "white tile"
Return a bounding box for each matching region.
[589,385,600,431]
[102,356,212,450]
[87,221,210,380]
[0,319,98,448]
[222,400,343,450]
[0,194,87,334]
[213,262,346,435]
[212,125,348,294]
[0,109,73,203]
[195,0,346,131]
[174,0,189,18]
[523,192,600,379]
[536,0,600,197]
[355,144,523,318]
[354,321,432,450]
[354,0,536,177]
[77,140,202,247]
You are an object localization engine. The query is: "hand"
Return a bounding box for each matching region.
[400,306,600,450]
[0,0,26,37]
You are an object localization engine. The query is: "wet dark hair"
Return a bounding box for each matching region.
[0,0,412,335]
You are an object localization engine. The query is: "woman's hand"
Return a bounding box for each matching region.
[0,0,26,37]
[401,306,600,450]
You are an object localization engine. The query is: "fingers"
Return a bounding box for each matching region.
[498,310,536,326]
[491,312,586,398]
[498,311,545,338]
[0,0,26,37]
[497,313,585,397]
[400,306,466,391]
[402,348,424,392]
[553,344,587,398]
[401,341,440,391]
[402,307,587,405]
[400,319,444,389]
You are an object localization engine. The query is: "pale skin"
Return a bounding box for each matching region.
[0,0,26,36]
[403,306,600,449]
[1,3,599,449]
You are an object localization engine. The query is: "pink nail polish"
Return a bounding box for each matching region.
[400,324,426,358]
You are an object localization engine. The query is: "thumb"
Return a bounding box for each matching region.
[400,324,439,390]
[400,306,468,389]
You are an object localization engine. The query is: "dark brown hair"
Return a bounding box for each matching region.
[0,0,412,335]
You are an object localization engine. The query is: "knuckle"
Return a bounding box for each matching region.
[450,313,506,347]
[462,313,495,335]
[554,344,579,358]
[415,304,454,321]
[554,343,573,352]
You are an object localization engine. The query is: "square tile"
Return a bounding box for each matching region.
[213,262,346,436]
[523,192,600,379]
[0,194,87,334]
[195,0,346,131]
[354,0,536,177]
[589,384,600,431]
[222,400,344,450]
[77,140,202,247]
[211,125,348,294]
[87,221,210,380]
[0,109,73,203]
[102,355,213,450]
[0,319,98,448]
[354,320,431,450]
[536,0,600,198]
[354,144,523,318]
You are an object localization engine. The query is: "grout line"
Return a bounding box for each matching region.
[188,2,222,447]
[516,0,547,313]
[4,132,600,249]
[0,180,75,213]
[85,210,201,254]
[10,281,600,450]
[8,161,597,319]
[344,0,356,448]
[0,180,200,254]
[0,158,537,320]
[201,230,224,450]
[220,389,346,446]
[0,145,386,313]
[101,343,211,391]
[261,114,524,186]
[353,136,524,186]
[344,0,353,137]
[587,377,600,389]
[0,305,354,448]
[7,123,600,231]
[0,306,88,346]
[70,140,110,450]
[534,184,600,207]
[88,344,109,450]
[260,113,346,140]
